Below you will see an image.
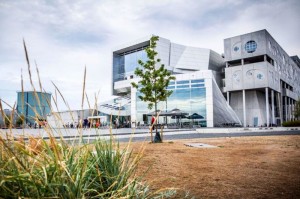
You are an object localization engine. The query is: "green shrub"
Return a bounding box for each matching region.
[282,120,300,127]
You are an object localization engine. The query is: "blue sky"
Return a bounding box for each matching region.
[0,0,299,110]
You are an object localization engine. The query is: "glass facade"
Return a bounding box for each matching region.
[136,79,207,127]
[113,48,148,82]
[125,50,147,73]
[16,92,51,124]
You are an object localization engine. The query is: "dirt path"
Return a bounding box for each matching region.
[130,135,300,198]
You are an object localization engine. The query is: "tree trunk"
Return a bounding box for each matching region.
[153,102,162,143]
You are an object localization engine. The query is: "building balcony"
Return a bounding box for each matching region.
[282,88,298,100]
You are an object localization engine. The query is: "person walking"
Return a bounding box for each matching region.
[83,118,88,129]
[115,118,119,129]
[151,115,155,130]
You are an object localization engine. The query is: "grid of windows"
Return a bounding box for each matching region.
[124,50,147,73]
[113,49,148,81]
[167,79,205,90]
[136,80,207,127]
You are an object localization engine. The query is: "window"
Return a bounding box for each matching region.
[176,80,189,84]
[191,79,204,83]
[177,85,189,89]
[169,81,175,85]
[245,40,257,53]
[167,86,175,90]
[191,84,204,88]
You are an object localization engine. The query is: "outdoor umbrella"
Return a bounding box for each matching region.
[187,113,204,125]
[187,113,204,119]
[168,108,188,127]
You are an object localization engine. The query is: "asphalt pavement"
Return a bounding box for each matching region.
[1,127,300,143]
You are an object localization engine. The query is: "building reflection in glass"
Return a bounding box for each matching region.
[136,79,207,127]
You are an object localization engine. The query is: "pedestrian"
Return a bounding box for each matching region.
[151,116,155,130]
[115,118,119,129]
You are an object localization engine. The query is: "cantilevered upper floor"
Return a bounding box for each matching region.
[223,29,300,99]
[112,35,225,95]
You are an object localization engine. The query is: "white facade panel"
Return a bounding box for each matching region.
[170,43,210,71]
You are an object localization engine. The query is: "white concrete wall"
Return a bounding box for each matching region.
[224,29,300,99]
[170,43,210,71]
[230,90,270,127]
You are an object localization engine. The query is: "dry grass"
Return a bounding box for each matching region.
[128,135,300,199]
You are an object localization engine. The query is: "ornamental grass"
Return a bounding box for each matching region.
[0,40,176,198]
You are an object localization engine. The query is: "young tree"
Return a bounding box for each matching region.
[132,36,175,143]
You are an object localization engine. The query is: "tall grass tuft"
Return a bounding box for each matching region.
[0,135,177,198]
[0,40,176,198]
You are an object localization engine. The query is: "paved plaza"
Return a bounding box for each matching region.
[1,126,299,143]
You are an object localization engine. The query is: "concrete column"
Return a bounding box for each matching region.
[278,92,283,126]
[290,100,292,121]
[265,88,269,127]
[264,55,267,62]
[227,92,230,105]
[271,90,275,125]
[243,90,246,127]
[226,62,228,68]
[241,59,244,65]
[286,97,290,121]
[292,100,295,120]
[285,96,288,121]
[289,98,292,121]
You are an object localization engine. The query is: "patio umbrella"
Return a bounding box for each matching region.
[168,108,188,116]
[168,108,188,127]
[171,115,187,119]
[187,113,204,119]
[187,113,204,125]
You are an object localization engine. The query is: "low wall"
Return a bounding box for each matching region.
[196,127,300,133]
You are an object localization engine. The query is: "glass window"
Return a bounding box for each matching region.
[245,40,257,53]
[167,86,175,90]
[191,79,204,83]
[169,81,175,85]
[177,85,189,89]
[176,80,189,84]
[124,49,147,73]
[114,48,148,82]
[136,82,207,127]
[191,84,204,88]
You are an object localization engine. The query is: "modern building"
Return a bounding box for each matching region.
[111,36,242,127]
[108,30,300,128]
[16,91,52,125]
[46,109,102,128]
[0,108,17,128]
[224,30,300,127]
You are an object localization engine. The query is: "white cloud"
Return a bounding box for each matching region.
[0,0,299,110]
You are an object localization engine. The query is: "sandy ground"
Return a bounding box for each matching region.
[129,135,300,199]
